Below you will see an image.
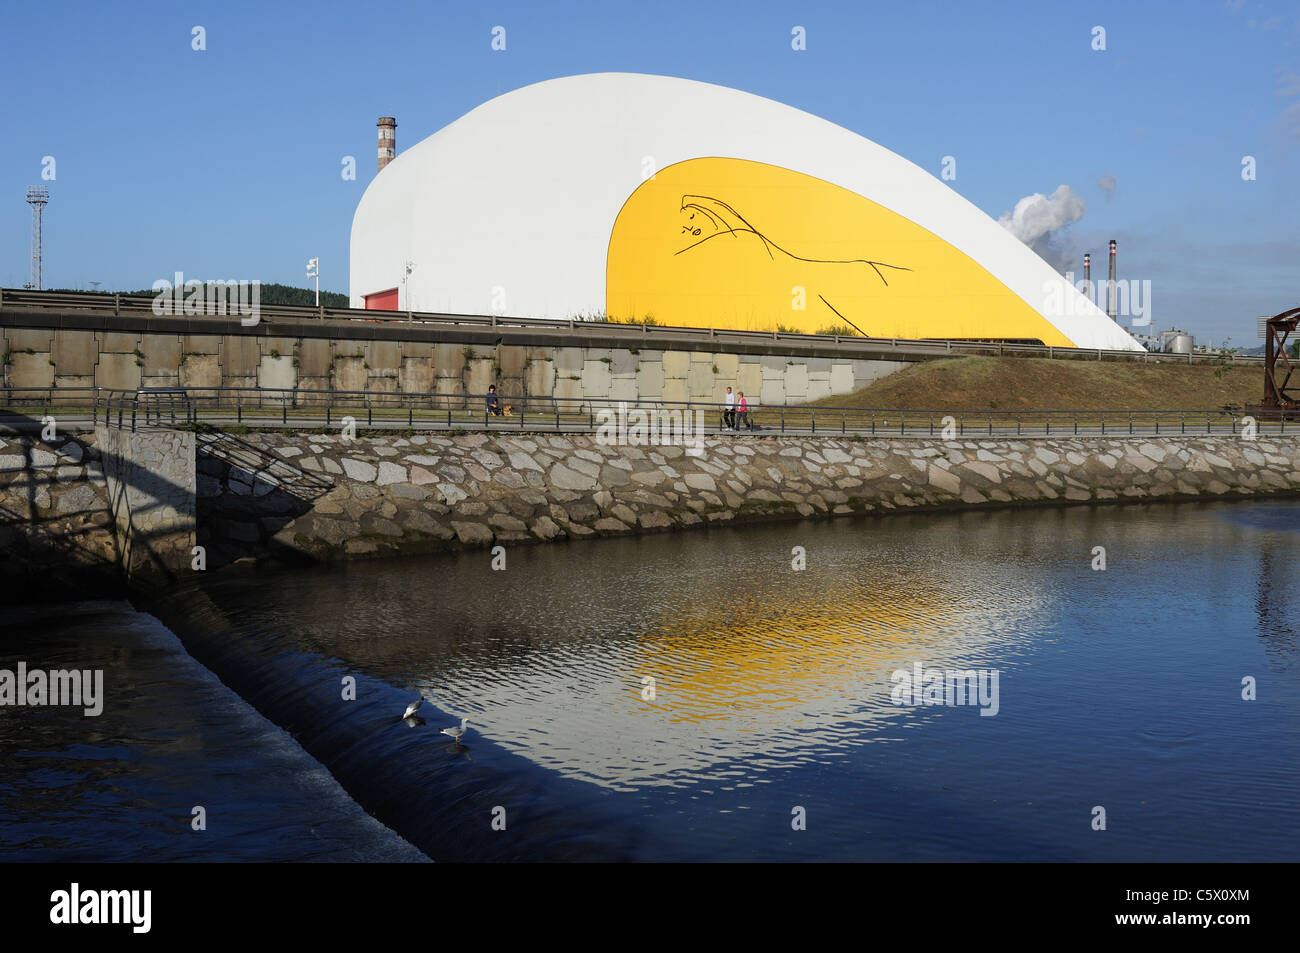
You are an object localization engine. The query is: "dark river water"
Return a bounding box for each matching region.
[3,499,1298,861]
[0,602,425,861]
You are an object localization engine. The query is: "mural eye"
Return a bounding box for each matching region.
[692,228,701,236]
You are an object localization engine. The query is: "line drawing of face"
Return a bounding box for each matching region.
[677,196,736,252]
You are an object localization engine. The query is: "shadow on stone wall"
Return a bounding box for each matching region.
[3,409,205,596]
[96,426,198,588]
[195,426,334,569]
[0,432,123,600]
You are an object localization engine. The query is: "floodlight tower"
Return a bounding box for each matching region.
[26,186,49,290]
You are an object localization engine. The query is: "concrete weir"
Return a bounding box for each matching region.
[2,429,1298,587]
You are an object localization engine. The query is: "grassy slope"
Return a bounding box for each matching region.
[809,356,1264,411]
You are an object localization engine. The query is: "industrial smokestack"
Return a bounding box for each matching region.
[1106,239,1117,322]
[377,117,397,172]
[1083,253,1091,303]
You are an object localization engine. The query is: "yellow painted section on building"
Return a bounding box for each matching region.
[606,157,1075,346]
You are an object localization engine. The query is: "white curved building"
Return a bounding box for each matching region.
[350,73,1141,351]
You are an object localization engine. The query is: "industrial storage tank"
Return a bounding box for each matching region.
[1158,329,1194,354]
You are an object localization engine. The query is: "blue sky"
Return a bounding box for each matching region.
[1,0,1296,345]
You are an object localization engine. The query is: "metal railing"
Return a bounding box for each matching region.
[0,384,1291,436]
[0,286,1265,367]
[100,387,192,431]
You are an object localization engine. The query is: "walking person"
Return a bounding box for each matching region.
[736,391,751,431]
[723,386,736,431]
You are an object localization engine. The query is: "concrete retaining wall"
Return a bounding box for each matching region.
[2,325,900,407]
[96,427,196,577]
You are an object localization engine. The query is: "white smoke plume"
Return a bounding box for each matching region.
[997,184,1086,273]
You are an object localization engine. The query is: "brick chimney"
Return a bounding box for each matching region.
[377,117,397,172]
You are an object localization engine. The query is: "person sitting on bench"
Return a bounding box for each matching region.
[485,384,503,417]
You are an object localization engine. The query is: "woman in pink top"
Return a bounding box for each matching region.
[736,392,751,431]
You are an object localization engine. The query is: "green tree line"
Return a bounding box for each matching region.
[49,283,349,308]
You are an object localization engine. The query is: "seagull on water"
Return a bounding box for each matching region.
[442,717,470,743]
[402,697,425,720]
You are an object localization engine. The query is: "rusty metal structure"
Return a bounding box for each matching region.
[1254,306,1299,419]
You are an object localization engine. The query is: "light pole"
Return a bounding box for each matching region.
[306,257,319,306]
[402,260,414,318]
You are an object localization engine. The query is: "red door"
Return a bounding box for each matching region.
[365,288,399,310]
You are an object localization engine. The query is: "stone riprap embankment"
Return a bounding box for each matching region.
[196,431,1300,565]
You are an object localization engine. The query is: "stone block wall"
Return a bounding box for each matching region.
[196,431,1300,565]
[5,423,1300,587]
[0,432,116,594]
